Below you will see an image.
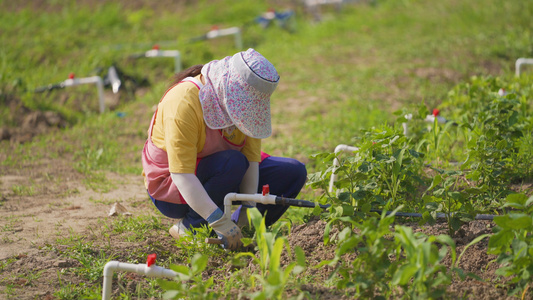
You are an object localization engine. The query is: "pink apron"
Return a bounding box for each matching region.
[142,77,266,204]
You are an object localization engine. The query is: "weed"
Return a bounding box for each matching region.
[101,215,166,243]
[11,184,35,196]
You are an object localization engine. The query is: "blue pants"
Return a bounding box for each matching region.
[150,150,307,228]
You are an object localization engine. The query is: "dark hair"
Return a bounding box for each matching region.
[169,64,204,87]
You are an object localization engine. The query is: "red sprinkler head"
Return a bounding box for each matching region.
[146,253,157,267]
[262,184,270,196]
[432,108,440,117]
[152,44,160,50]
[68,73,75,79]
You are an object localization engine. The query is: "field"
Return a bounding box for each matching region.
[1,0,533,299]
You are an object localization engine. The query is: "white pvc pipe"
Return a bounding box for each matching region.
[144,49,182,73]
[205,27,243,49]
[63,76,105,113]
[223,192,277,217]
[102,261,177,300]
[516,58,533,76]
[305,0,342,5]
[328,144,359,193]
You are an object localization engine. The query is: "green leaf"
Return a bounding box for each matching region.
[324,221,333,245]
[170,264,190,276]
[427,175,442,192]
[162,290,181,299]
[269,238,285,271]
[418,104,429,119]
[249,207,264,232]
[392,148,405,176]
[360,202,372,213]
[157,279,180,291]
[503,193,528,210]
[488,229,513,252]
[242,237,254,247]
[525,196,533,208]
[191,253,208,274]
[295,246,306,267]
[494,214,532,230]
[338,192,351,203]
[392,264,419,285]
[408,149,423,158]
[496,139,507,150]
[340,204,355,216]
[448,216,462,231]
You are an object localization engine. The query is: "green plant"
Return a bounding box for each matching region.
[488,193,533,297]
[308,124,426,215]
[158,253,219,299]
[105,215,166,243]
[442,76,533,209]
[422,169,476,235]
[319,209,399,299]
[11,184,35,196]
[235,208,306,300]
[392,226,456,299]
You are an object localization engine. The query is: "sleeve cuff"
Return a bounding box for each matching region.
[206,208,224,223]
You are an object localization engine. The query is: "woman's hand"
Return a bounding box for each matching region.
[209,216,243,250]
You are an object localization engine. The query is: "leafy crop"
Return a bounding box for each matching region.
[158,253,219,300]
[318,206,458,299]
[236,208,306,300]
[488,193,533,297]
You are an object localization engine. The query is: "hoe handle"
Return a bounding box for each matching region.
[205,238,223,244]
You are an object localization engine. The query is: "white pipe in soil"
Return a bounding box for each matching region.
[62,76,105,113]
[223,192,277,217]
[205,27,243,49]
[144,49,182,73]
[516,58,533,76]
[102,261,177,300]
[328,144,360,193]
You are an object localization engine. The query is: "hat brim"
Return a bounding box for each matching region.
[200,56,272,139]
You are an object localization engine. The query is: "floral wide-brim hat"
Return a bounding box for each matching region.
[199,48,280,139]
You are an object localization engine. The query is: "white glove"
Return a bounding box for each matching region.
[209,216,243,250]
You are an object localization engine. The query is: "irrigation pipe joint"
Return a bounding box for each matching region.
[102,259,177,300]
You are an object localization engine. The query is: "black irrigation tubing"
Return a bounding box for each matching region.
[276,196,497,220]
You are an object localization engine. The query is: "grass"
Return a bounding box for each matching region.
[1,0,532,298]
[1,0,531,173]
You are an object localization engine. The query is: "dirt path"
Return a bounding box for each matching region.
[0,173,148,261]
